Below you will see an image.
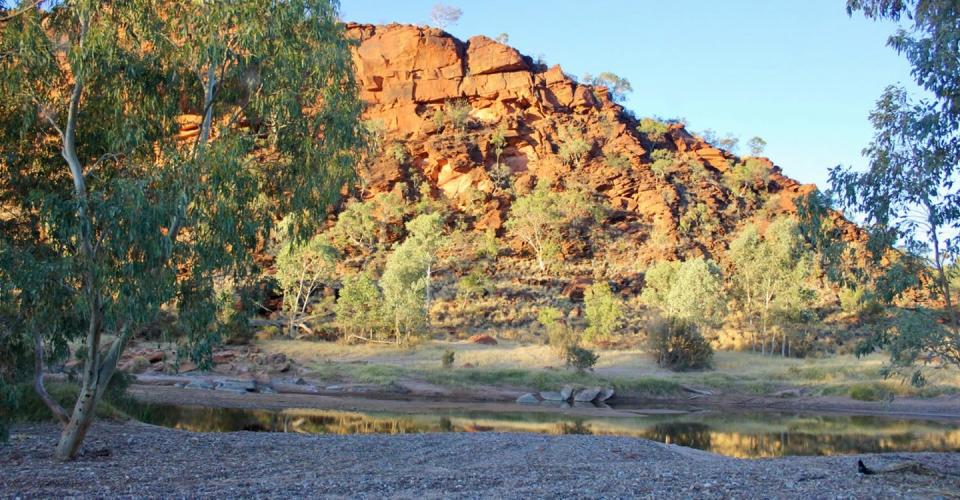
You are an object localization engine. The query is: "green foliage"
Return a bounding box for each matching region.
[441,349,455,369]
[335,273,383,340]
[648,148,675,180]
[641,258,726,327]
[457,268,493,303]
[274,234,339,334]
[380,213,444,343]
[505,179,565,272]
[848,382,893,402]
[828,89,960,376]
[725,158,770,193]
[583,71,633,103]
[0,0,362,458]
[565,345,599,373]
[604,152,631,170]
[728,218,817,352]
[678,202,719,237]
[330,199,378,253]
[444,99,472,133]
[646,317,714,371]
[839,286,884,319]
[583,282,623,344]
[747,136,767,155]
[538,307,576,359]
[388,142,410,165]
[637,117,670,138]
[557,124,592,167]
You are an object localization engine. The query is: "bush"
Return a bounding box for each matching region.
[647,317,714,371]
[849,383,893,402]
[445,99,472,133]
[583,282,623,344]
[457,268,492,305]
[565,345,599,373]
[335,273,383,340]
[839,286,884,319]
[649,149,675,180]
[557,125,592,167]
[604,152,630,170]
[637,117,670,138]
[442,349,455,369]
[538,307,576,359]
[725,158,770,192]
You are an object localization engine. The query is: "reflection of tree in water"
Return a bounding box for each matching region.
[642,422,712,450]
[556,420,592,435]
[138,405,960,457]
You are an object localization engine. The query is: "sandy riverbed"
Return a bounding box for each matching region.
[2,422,959,498]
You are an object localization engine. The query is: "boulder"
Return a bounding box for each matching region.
[216,379,256,393]
[465,35,527,76]
[560,385,575,401]
[467,334,498,345]
[597,387,615,402]
[516,393,540,405]
[185,379,215,390]
[573,387,601,402]
[539,391,565,401]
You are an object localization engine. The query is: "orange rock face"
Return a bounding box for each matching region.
[341,23,852,259]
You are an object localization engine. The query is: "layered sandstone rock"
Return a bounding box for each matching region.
[340,23,851,261]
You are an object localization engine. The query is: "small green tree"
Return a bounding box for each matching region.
[728,218,815,355]
[488,125,510,192]
[638,117,670,138]
[538,307,576,359]
[379,213,444,343]
[583,282,623,344]
[274,235,339,336]
[642,258,726,327]
[557,124,592,167]
[585,71,633,103]
[456,268,492,309]
[335,273,384,341]
[747,136,767,155]
[505,179,564,272]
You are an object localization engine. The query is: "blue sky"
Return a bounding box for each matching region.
[340,0,917,190]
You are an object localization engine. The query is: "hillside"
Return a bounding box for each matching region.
[345,22,825,261]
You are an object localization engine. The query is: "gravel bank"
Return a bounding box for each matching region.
[2,422,959,498]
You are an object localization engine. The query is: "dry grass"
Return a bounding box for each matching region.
[261,339,960,398]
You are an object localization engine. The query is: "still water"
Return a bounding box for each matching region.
[132,404,960,458]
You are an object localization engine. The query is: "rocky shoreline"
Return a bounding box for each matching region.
[2,422,959,498]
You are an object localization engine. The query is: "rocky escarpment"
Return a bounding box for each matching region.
[343,23,840,264]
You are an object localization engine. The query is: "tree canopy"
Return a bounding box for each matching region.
[0,0,362,459]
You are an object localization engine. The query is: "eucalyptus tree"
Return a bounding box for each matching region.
[0,0,362,459]
[838,0,960,379]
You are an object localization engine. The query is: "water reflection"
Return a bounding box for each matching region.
[132,404,960,458]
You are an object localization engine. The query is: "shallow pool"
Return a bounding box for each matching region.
[130,403,960,458]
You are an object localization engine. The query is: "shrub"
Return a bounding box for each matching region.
[641,258,726,327]
[725,158,770,192]
[583,282,623,344]
[335,273,384,340]
[566,345,599,373]
[646,317,714,371]
[637,117,670,138]
[388,142,409,165]
[649,148,675,180]
[839,286,884,318]
[538,307,576,359]
[849,383,893,402]
[457,268,492,305]
[605,152,630,170]
[678,203,718,237]
[445,99,472,133]
[557,124,592,167]
[442,349,455,369]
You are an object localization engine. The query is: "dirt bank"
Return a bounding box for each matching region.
[2,422,958,498]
